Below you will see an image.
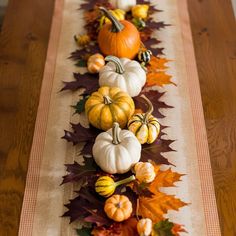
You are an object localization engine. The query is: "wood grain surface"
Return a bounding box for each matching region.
[0,0,55,235]
[0,0,235,235]
[187,0,236,235]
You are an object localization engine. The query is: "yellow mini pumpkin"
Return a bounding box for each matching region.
[134,162,156,183]
[87,53,105,73]
[132,4,149,19]
[74,34,91,47]
[99,9,125,29]
[137,218,153,236]
[85,87,135,130]
[95,175,135,197]
[104,195,132,222]
[127,95,160,144]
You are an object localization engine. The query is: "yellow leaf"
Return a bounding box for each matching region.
[139,192,187,222]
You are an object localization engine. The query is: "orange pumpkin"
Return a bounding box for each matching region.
[98,7,141,59]
[104,195,133,222]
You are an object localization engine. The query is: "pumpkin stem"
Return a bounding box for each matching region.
[112,122,121,145]
[104,95,113,105]
[99,7,124,32]
[140,94,154,123]
[105,56,125,74]
[115,175,135,187]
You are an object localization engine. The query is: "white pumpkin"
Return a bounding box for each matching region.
[99,56,146,97]
[109,0,137,12]
[137,218,153,236]
[92,122,141,174]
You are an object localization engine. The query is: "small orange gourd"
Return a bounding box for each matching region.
[98,7,141,59]
[104,195,133,222]
[87,53,105,74]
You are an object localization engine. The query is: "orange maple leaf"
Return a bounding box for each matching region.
[138,192,187,222]
[146,56,175,87]
[150,167,185,193]
[146,71,176,87]
[137,165,187,222]
[172,223,187,236]
[148,56,170,70]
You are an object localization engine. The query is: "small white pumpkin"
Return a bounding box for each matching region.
[134,162,156,183]
[93,122,141,174]
[99,56,146,97]
[109,0,137,12]
[137,218,153,236]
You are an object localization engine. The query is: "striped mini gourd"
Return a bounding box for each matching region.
[95,175,135,198]
[138,49,152,64]
[128,94,160,144]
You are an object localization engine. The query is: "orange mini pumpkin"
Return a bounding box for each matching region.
[104,195,133,222]
[98,7,141,59]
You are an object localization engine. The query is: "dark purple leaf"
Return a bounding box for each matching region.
[63,187,111,225]
[129,181,154,198]
[61,158,98,185]
[141,138,176,165]
[69,44,99,61]
[146,19,170,31]
[134,90,173,119]
[63,123,100,145]
[61,72,99,94]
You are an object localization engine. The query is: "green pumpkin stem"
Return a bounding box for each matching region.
[140,94,154,123]
[105,56,125,74]
[115,175,136,187]
[112,122,121,145]
[99,7,124,32]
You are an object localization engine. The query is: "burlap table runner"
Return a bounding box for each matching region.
[19,0,221,235]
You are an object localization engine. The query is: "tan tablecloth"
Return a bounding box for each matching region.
[19,0,221,235]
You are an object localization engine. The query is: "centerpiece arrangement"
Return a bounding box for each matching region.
[61,0,188,235]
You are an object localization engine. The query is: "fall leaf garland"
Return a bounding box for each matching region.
[61,0,188,235]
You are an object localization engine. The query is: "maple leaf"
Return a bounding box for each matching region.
[75,60,87,67]
[61,73,99,95]
[172,224,187,236]
[146,71,175,87]
[91,218,139,236]
[72,95,89,114]
[76,227,92,236]
[138,191,187,222]
[128,181,154,198]
[141,138,176,165]
[70,44,100,61]
[63,123,100,145]
[61,157,99,185]
[146,19,170,31]
[149,168,184,192]
[134,90,173,119]
[148,56,170,70]
[63,187,111,225]
[84,9,100,23]
[152,219,175,236]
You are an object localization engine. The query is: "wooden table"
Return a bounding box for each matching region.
[0,0,235,235]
